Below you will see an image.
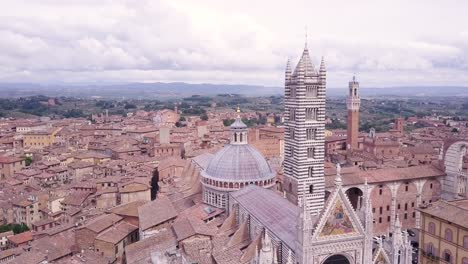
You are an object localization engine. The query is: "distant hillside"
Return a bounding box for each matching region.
[0,82,281,99]
[0,82,466,98]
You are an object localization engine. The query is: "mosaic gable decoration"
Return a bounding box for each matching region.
[319,198,357,237]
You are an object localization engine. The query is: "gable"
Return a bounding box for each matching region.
[318,198,357,237]
[373,246,391,264]
[313,188,365,240]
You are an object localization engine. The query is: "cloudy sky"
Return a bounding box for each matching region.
[1,0,467,88]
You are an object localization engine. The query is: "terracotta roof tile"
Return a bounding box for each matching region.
[418,199,468,228]
[8,231,33,245]
[95,221,138,244]
[138,196,177,231]
[125,229,177,264]
[172,216,216,242]
[83,213,123,233]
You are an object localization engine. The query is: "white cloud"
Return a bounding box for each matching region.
[0,0,467,88]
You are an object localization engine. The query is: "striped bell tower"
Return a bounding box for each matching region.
[283,44,326,215]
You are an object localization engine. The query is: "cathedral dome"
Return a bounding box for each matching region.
[203,144,275,182]
[200,108,276,209]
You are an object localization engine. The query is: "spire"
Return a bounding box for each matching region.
[285,59,292,82]
[438,142,444,160]
[286,59,292,73]
[272,246,279,264]
[293,43,317,77]
[335,163,342,188]
[364,178,369,198]
[364,178,373,228]
[301,194,311,225]
[262,231,272,252]
[395,214,402,230]
[286,249,293,264]
[319,56,326,72]
[254,245,259,263]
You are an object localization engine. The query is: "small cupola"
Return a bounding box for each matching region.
[230,106,248,145]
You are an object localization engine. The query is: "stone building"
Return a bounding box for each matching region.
[0,156,25,180]
[119,180,151,204]
[442,140,468,200]
[282,44,327,214]
[200,109,276,209]
[126,44,413,264]
[94,220,139,261]
[324,164,444,234]
[138,196,177,239]
[221,45,411,264]
[12,195,41,228]
[346,76,361,150]
[22,127,61,149]
[418,199,468,264]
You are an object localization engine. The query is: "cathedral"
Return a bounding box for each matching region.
[154,43,414,264]
[214,44,413,264]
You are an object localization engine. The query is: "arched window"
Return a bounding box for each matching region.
[426,243,434,255]
[309,185,314,194]
[234,133,237,142]
[443,249,452,263]
[464,236,468,249]
[239,133,243,142]
[428,222,436,235]
[445,228,453,242]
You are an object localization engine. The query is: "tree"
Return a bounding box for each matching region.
[0,223,29,234]
[223,119,235,127]
[12,223,29,234]
[124,103,137,109]
[200,113,208,121]
[63,109,85,118]
[24,156,33,166]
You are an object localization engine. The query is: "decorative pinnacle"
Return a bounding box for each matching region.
[319,56,326,71]
[335,163,342,187]
[285,59,292,77]
[236,105,240,113]
[395,214,402,229]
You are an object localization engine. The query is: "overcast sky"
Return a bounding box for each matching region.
[1,0,467,88]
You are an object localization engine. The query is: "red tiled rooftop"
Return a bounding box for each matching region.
[8,231,33,245]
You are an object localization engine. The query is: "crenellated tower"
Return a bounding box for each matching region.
[283,44,326,215]
[346,76,361,150]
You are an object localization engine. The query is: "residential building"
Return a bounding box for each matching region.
[418,199,468,264]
